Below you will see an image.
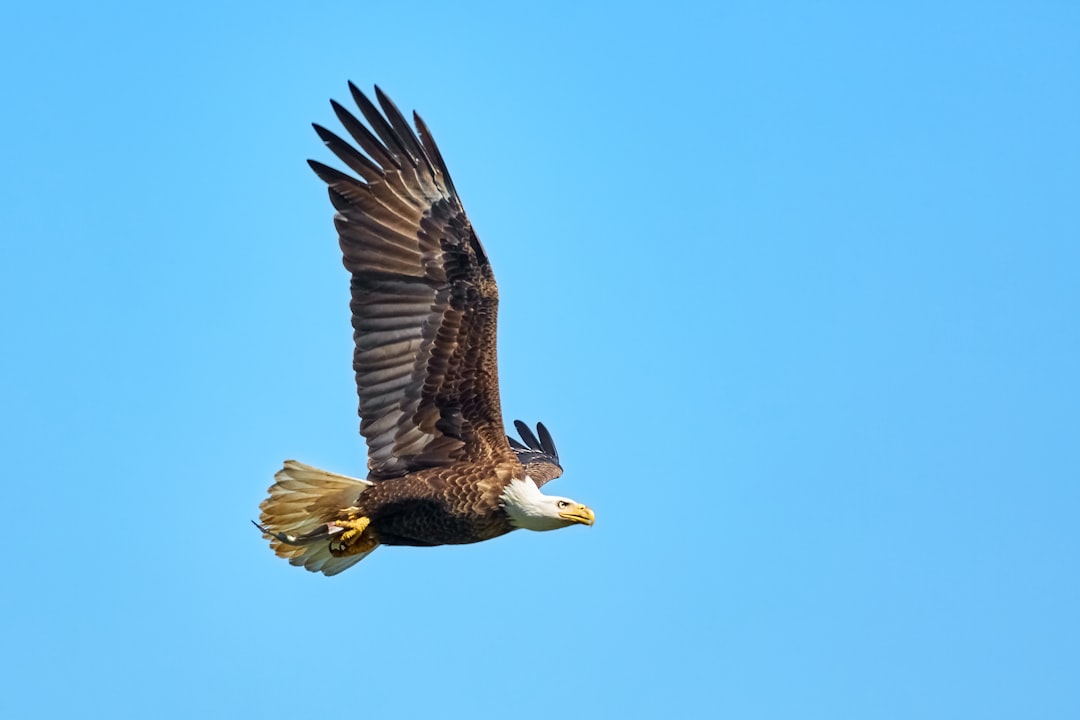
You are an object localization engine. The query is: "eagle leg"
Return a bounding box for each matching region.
[328,517,378,557]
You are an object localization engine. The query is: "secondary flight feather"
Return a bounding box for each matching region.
[255,84,593,575]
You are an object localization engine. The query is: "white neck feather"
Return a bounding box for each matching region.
[499,476,567,532]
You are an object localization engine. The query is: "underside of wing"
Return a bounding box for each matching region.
[507,420,563,487]
[308,84,516,479]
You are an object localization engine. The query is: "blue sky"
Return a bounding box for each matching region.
[2,1,1078,717]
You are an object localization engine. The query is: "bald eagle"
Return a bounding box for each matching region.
[255,85,594,575]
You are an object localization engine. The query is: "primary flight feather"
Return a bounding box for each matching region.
[255,84,593,575]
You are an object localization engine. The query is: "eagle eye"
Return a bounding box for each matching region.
[557,500,569,509]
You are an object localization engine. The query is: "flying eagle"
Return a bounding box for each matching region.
[256,84,594,575]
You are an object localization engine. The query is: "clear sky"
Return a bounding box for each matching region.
[2,1,1078,718]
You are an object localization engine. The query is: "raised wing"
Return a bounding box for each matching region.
[308,84,515,479]
[507,420,563,487]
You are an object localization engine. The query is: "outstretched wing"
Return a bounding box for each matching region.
[507,420,563,487]
[308,84,516,479]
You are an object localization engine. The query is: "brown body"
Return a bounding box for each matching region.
[354,462,518,546]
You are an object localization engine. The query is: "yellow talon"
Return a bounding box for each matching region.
[329,516,377,556]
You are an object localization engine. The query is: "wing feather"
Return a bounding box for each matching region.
[330,99,400,171]
[312,124,383,182]
[310,84,518,479]
[374,87,429,171]
[413,112,459,198]
[350,82,417,168]
[507,421,563,487]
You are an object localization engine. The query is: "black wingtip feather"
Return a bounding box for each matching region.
[374,86,430,171]
[536,422,559,461]
[510,420,559,461]
[413,111,458,198]
[329,98,400,172]
[312,123,382,182]
[307,158,356,188]
[513,420,539,449]
[349,83,414,166]
[307,157,336,182]
[507,420,563,483]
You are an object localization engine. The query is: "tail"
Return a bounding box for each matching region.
[256,460,378,576]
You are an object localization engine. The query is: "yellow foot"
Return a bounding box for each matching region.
[329,517,378,557]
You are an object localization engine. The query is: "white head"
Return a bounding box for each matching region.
[499,476,595,532]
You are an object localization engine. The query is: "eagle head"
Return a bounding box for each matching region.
[499,476,595,531]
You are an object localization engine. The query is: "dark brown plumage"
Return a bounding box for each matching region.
[256,85,591,575]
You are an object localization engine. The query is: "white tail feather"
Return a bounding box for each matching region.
[258,460,377,576]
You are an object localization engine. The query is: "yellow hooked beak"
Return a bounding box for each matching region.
[559,504,595,526]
